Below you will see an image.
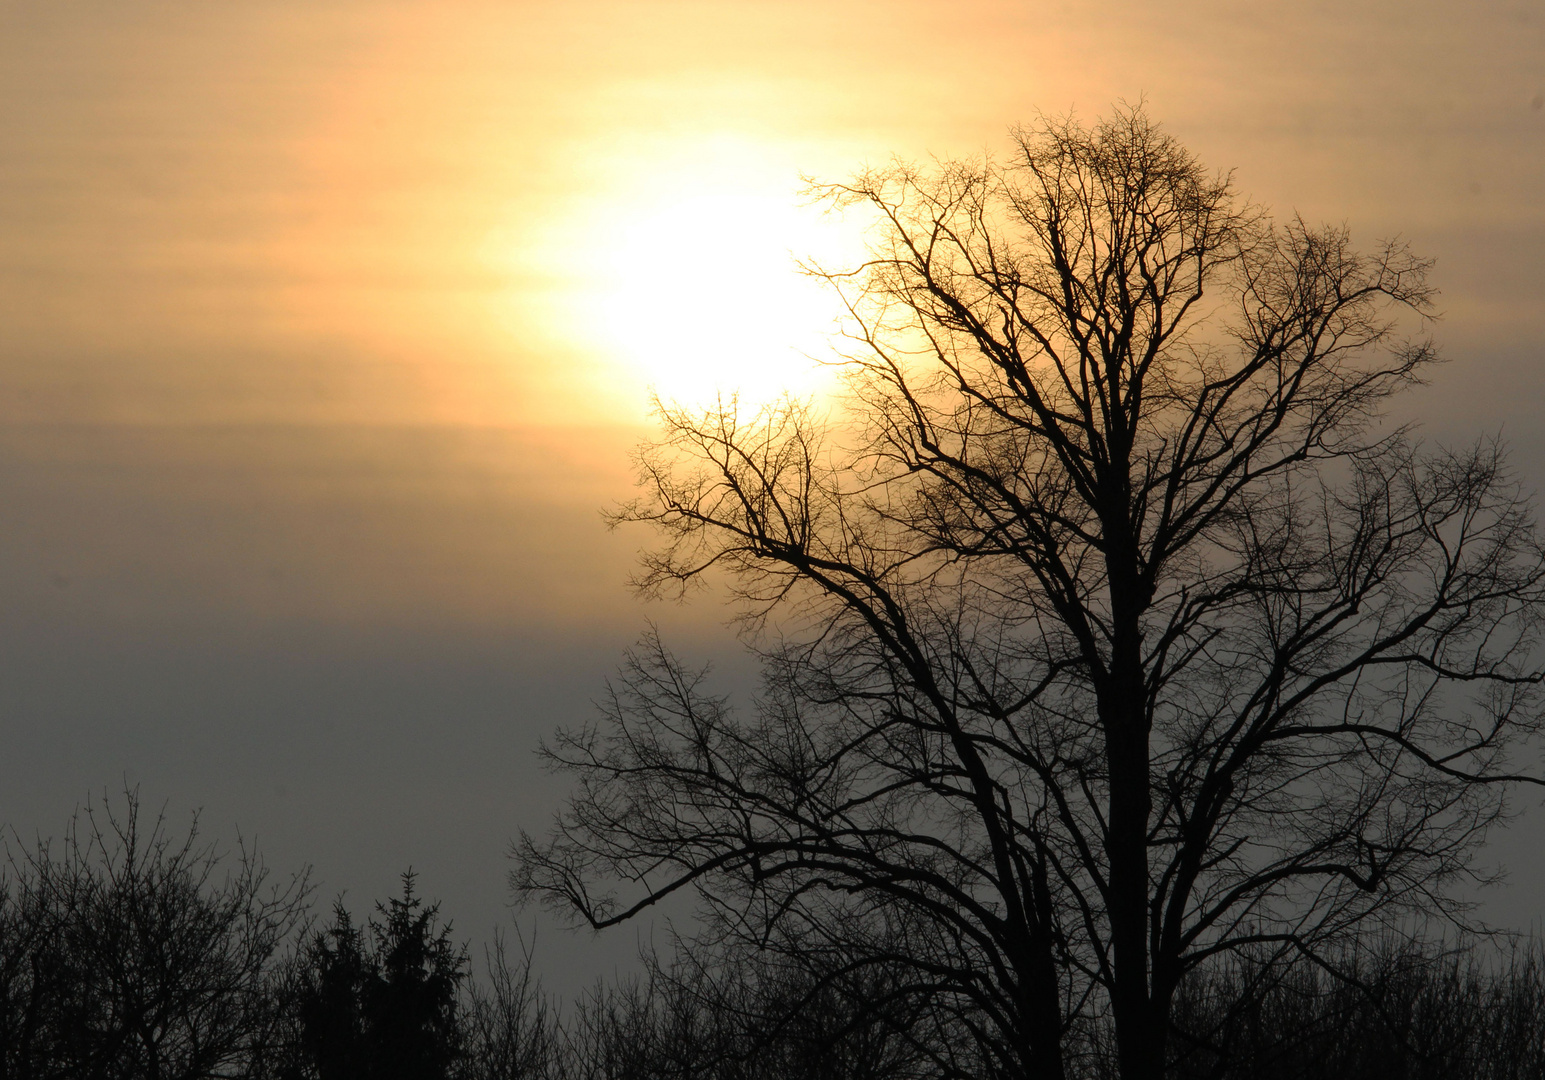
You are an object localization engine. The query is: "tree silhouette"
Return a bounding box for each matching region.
[514,107,1545,1080]
[0,791,308,1080]
[291,904,370,1080]
[289,872,466,1080]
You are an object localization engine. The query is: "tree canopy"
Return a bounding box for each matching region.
[289,873,468,1080]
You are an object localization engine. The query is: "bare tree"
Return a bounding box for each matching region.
[458,932,556,1080]
[548,935,941,1080]
[0,791,309,1080]
[513,107,1545,1080]
[1166,936,1545,1080]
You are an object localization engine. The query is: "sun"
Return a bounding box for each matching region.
[586,190,856,406]
[522,140,870,414]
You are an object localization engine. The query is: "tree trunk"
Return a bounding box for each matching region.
[1104,533,1161,1080]
[1023,856,1071,1080]
[1105,690,1160,1080]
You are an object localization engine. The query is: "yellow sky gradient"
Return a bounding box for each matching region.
[0,0,1542,632]
[6,1,1538,433]
[0,2,1537,628]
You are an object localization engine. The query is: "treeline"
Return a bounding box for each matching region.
[3,798,1543,1080]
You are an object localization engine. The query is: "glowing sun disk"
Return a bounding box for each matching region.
[571,185,865,409]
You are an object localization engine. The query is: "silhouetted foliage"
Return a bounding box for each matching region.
[550,936,946,1080]
[287,905,371,1080]
[8,797,1545,1078]
[1164,938,1545,1080]
[0,791,309,1080]
[457,933,554,1080]
[514,105,1545,1080]
[284,873,468,1080]
[516,932,1545,1080]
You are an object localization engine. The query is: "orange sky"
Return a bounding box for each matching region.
[1,0,1543,967]
[6,2,1539,431]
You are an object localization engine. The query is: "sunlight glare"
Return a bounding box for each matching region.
[531,145,871,413]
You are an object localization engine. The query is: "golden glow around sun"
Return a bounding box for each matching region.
[519,137,871,414]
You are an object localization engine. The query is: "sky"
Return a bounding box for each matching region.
[1,0,1543,987]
